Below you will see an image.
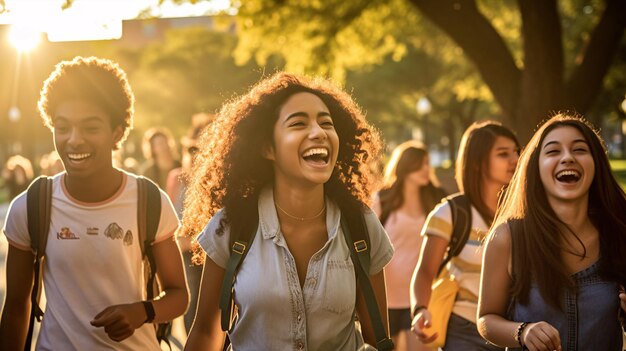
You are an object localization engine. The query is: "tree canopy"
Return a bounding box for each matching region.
[232,0,626,142]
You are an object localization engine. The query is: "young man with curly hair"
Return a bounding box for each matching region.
[0,56,188,350]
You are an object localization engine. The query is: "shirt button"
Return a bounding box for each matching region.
[309,277,317,285]
[297,341,304,350]
[297,314,302,321]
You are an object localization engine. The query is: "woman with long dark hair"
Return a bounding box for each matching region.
[373,141,446,351]
[478,114,626,350]
[182,72,394,350]
[139,127,180,189]
[411,121,519,350]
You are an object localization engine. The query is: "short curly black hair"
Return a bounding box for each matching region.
[181,72,382,261]
[37,56,134,150]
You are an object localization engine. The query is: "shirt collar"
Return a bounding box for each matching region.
[258,186,341,241]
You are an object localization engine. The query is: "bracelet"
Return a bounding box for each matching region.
[515,322,528,348]
[411,305,427,319]
[142,301,155,324]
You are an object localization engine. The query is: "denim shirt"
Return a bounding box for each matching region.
[508,260,622,351]
[197,188,394,351]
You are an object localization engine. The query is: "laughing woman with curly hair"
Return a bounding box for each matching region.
[182,72,394,351]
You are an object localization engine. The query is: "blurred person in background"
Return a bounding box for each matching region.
[39,151,64,176]
[139,127,181,189]
[372,141,446,351]
[112,149,140,174]
[166,112,214,334]
[411,121,519,350]
[2,155,35,200]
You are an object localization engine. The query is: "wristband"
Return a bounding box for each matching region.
[515,322,528,348]
[142,300,155,323]
[411,305,427,319]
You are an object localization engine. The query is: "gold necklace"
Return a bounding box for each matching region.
[275,202,326,221]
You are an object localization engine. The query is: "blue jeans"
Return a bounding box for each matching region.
[443,314,503,351]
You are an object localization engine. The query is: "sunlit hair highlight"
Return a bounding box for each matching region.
[37,56,134,150]
[180,72,382,263]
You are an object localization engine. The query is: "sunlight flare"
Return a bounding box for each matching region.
[8,25,41,51]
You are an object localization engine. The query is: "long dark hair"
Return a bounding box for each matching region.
[181,72,382,262]
[456,120,520,225]
[378,141,445,225]
[493,113,626,309]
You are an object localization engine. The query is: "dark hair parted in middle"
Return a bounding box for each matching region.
[378,141,445,225]
[181,72,382,258]
[493,113,626,309]
[455,120,520,225]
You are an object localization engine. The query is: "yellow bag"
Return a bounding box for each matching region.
[427,275,459,348]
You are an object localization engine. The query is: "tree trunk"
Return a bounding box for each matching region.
[410,0,626,144]
[515,0,565,143]
[409,0,521,120]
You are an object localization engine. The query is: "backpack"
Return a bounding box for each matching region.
[437,193,472,275]
[24,175,171,350]
[375,192,471,275]
[218,199,394,351]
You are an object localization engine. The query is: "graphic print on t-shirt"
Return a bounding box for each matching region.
[104,222,124,240]
[123,230,133,246]
[57,227,79,240]
[86,227,99,235]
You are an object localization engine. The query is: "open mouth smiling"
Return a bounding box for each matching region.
[555,169,581,183]
[302,147,330,165]
[67,153,91,161]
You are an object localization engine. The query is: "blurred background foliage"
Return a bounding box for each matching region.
[0,0,625,183]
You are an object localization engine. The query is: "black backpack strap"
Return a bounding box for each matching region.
[341,208,394,351]
[219,199,259,332]
[437,193,472,275]
[25,176,53,351]
[137,177,162,298]
[137,176,170,346]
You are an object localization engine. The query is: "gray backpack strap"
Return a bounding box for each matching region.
[437,193,471,275]
[219,198,259,332]
[25,176,53,351]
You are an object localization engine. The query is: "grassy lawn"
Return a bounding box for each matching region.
[609,159,626,190]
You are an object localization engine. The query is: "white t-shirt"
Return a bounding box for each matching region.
[421,199,488,324]
[197,187,394,351]
[2,172,179,351]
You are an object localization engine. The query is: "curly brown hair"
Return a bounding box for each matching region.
[180,72,382,262]
[37,56,135,150]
